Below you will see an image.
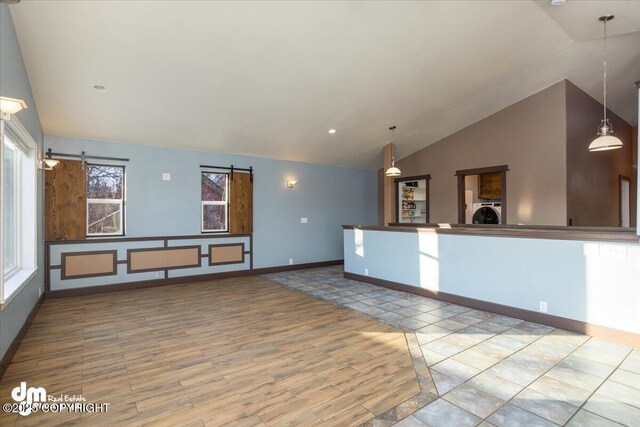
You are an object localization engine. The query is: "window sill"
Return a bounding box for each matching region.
[1,268,38,309]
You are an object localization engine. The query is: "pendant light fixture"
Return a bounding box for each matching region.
[588,15,623,152]
[385,125,402,177]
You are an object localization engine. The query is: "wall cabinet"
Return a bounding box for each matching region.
[478,172,502,199]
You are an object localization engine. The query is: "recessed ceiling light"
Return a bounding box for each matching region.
[328,129,336,134]
[550,0,566,5]
[93,84,107,92]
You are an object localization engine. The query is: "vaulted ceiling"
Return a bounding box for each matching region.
[9,0,640,169]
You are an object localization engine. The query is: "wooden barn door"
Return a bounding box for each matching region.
[45,159,86,240]
[229,172,253,233]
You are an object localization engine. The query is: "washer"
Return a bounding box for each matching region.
[472,202,501,224]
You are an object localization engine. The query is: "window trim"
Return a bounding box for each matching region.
[2,136,21,280]
[0,114,39,306]
[86,163,126,237]
[201,171,229,233]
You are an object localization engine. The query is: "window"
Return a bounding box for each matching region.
[1,116,38,304]
[86,165,125,236]
[3,136,19,279]
[201,172,228,232]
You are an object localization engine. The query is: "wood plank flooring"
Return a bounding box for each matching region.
[0,276,420,426]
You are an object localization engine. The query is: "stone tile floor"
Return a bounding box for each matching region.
[265,266,640,427]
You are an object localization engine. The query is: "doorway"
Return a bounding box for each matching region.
[620,176,631,228]
[456,165,508,225]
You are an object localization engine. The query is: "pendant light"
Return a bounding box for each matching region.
[588,15,623,152]
[385,125,402,177]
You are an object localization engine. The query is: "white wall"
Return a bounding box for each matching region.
[345,228,640,335]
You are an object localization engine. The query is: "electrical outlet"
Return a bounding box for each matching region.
[539,301,548,313]
[365,268,369,276]
[162,173,171,181]
[39,287,43,297]
[301,218,308,224]
[289,259,294,265]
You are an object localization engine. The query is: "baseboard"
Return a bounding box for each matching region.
[344,272,640,348]
[47,260,344,299]
[0,293,45,379]
[252,259,343,274]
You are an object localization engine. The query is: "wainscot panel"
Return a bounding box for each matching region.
[46,234,252,291]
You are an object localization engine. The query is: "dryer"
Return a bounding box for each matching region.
[472,202,501,224]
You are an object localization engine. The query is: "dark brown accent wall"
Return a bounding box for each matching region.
[45,159,87,240]
[632,126,638,169]
[392,81,567,225]
[565,81,636,227]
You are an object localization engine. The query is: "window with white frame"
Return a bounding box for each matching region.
[86,164,125,236]
[1,116,38,304]
[201,172,228,232]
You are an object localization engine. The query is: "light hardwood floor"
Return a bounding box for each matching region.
[0,276,420,426]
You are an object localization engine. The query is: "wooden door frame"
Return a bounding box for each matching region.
[394,175,431,223]
[455,165,509,224]
[619,175,631,227]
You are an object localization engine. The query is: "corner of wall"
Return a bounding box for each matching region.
[0,2,46,361]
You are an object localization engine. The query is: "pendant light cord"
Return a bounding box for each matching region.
[390,125,397,166]
[602,17,607,124]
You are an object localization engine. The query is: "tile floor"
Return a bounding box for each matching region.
[265,266,640,427]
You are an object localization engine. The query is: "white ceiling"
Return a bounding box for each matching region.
[9,0,640,169]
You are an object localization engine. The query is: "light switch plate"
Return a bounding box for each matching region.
[162,173,171,181]
[301,218,308,223]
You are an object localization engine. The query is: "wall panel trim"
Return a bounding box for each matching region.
[46,260,343,298]
[127,245,202,274]
[208,243,245,266]
[61,250,117,280]
[46,233,254,291]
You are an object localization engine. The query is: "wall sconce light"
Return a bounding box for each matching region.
[0,96,28,114]
[41,148,59,170]
[287,180,297,189]
[0,96,28,119]
[43,159,59,170]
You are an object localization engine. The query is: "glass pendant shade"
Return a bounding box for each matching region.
[588,134,623,151]
[385,165,401,177]
[44,159,60,169]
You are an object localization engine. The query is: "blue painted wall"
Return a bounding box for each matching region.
[0,5,45,360]
[345,228,640,334]
[46,135,378,268]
